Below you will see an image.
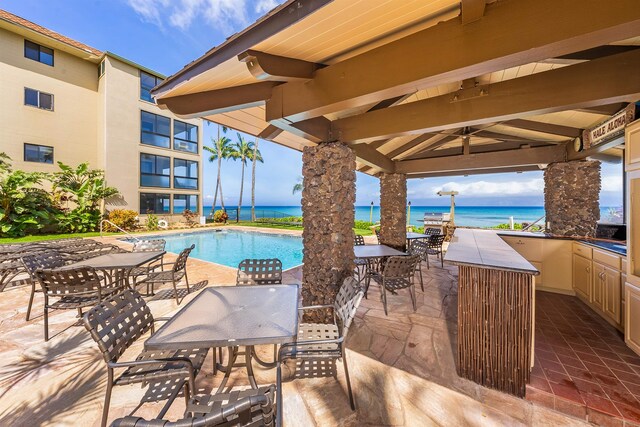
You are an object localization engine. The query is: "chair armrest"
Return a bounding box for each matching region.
[154,317,173,322]
[108,356,195,373]
[279,337,344,357]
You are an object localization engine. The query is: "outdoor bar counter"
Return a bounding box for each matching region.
[445,228,539,397]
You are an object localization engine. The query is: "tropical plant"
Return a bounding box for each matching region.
[145,212,159,230]
[0,154,56,237]
[231,134,262,218]
[250,137,262,221]
[104,209,138,232]
[213,209,228,223]
[292,176,303,195]
[51,162,119,232]
[203,125,232,211]
[182,209,198,228]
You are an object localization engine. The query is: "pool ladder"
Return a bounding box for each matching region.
[99,219,141,241]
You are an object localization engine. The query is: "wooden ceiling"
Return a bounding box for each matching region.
[153,0,640,178]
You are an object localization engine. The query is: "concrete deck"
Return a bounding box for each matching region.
[0,232,623,426]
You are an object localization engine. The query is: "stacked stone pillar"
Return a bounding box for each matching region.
[380,173,407,251]
[301,142,356,323]
[544,160,601,237]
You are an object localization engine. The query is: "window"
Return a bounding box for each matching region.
[140,153,170,188]
[174,159,198,189]
[24,40,54,66]
[98,60,105,78]
[173,194,198,214]
[141,111,171,148]
[173,120,198,153]
[24,143,54,164]
[24,88,54,111]
[140,71,163,102]
[599,160,624,224]
[140,193,170,214]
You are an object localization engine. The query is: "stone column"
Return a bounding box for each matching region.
[544,160,601,237]
[301,142,356,323]
[380,173,407,251]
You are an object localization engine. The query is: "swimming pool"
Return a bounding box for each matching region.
[125,229,303,270]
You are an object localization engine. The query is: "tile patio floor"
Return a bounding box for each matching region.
[0,232,637,426]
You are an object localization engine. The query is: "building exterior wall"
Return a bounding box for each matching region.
[0,27,99,173]
[0,22,203,220]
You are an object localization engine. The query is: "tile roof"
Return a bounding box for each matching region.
[0,9,102,57]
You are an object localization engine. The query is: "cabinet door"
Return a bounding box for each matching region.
[592,263,605,311]
[626,283,640,356]
[603,267,621,324]
[573,254,591,301]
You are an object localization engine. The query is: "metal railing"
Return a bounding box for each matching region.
[523,215,546,232]
[99,219,141,241]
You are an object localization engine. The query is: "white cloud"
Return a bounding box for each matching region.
[602,175,623,192]
[125,0,256,32]
[428,178,544,196]
[255,0,279,14]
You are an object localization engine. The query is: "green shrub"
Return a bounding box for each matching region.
[56,210,102,233]
[146,212,159,230]
[354,220,374,230]
[213,209,229,223]
[104,209,138,232]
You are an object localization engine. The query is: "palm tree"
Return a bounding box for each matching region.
[250,137,264,222]
[203,125,232,212]
[292,176,303,195]
[231,133,262,218]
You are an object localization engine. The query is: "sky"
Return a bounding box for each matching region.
[0,0,625,208]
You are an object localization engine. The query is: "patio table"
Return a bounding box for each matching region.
[354,244,406,259]
[406,232,430,251]
[62,250,165,289]
[145,284,300,391]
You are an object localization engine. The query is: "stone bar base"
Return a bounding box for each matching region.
[301,142,356,323]
[544,160,601,237]
[380,173,407,251]
[457,266,534,397]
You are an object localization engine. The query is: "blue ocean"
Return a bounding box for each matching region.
[203,206,622,228]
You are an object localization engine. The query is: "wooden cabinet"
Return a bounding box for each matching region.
[626,282,640,355]
[603,267,621,324]
[592,262,606,311]
[573,254,591,301]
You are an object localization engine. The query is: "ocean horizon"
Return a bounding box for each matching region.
[202,205,623,228]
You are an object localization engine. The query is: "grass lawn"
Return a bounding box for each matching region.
[0,231,122,244]
[232,221,373,236]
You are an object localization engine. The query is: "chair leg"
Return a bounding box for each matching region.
[101,368,114,427]
[26,283,36,321]
[425,253,430,269]
[172,279,180,305]
[418,263,424,291]
[43,302,49,342]
[409,284,417,312]
[381,285,388,316]
[342,353,356,410]
[440,251,444,268]
[183,380,191,409]
[184,272,191,294]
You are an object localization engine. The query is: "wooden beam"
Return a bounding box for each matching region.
[409,165,541,178]
[405,140,553,160]
[269,116,332,143]
[556,45,640,61]
[266,0,640,122]
[257,125,283,140]
[350,145,395,173]
[156,82,279,117]
[393,133,460,160]
[578,102,629,115]
[396,145,566,174]
[332,50,640,143]
[503,119,581,138]
[567,135,624,160]
[470,129,551,143]
[238,50,323,82]
[461,0,486,25]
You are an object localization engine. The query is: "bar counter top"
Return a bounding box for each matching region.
[495,230,627,256]
[445,228,539,274]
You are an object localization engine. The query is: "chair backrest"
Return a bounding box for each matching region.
[383,255,420,279]
[35,267,103,297]
[236,258,283,285]
[21,251,65,279]
[374,228,381,244]
[428,234,446,249]
[424,228,441,236]
[110,384,276,427]
[83,289,154,364]
[132,239,166,252]
[334,277,365,338]
[173,244,195,273]
[354,234,365,246]
[62,244,127,262]
[408,239,429,259]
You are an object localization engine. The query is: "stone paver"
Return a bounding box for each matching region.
[0,231,597,426]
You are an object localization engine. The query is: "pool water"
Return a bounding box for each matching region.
[127,230,303,270]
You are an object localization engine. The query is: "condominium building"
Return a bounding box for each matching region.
[0,10,203,220]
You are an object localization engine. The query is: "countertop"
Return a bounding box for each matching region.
[445,229,540,274]
[495,230,627,256]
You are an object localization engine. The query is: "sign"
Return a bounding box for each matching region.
[583,104,635,149]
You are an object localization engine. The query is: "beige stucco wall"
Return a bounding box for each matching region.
[0,27,99,173]
[101,55,203,218]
